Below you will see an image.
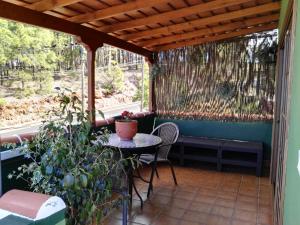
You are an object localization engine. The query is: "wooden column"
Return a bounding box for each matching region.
[146,53,157,113]
[77,37,103,126]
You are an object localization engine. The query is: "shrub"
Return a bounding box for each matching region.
[35,71,54,95]
[15,87,35,99]
[133,63,149,108]
[101,61,124,95]
[0,98,7,107]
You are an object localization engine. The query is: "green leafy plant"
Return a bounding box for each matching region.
[101,61,124,95]
[0,98,7,107]
[9,90,131,225]
[15,87,35,99]
[35,71,54,94]
[133,63,149,108]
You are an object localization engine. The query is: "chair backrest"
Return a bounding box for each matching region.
[151,122,179,160]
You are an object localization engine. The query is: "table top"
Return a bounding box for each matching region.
[101,133,162,150]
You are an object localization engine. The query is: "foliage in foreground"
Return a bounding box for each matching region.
[9,90,132,225]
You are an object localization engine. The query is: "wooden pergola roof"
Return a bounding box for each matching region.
[0,0,280,58]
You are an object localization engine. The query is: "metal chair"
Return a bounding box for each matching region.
[139,122,179,192]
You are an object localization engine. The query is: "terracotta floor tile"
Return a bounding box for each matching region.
[231,219,256,225]
[132,211,157,225]
[259,177,270,185]
[178,220,200,225]
[237,195,258,204]
[215,198,236,208]
[152,215,180,225]
[211,205,234,218]
[169,198,192,210]
[107,166,273,225]
[161,207,186,219]
[259,197,272,207]
[150,195,172,206]
[206,215,231,225]
[112,208,136,220]
[258,212,273,224]
[176,190,197,201]
[259,205,272,215]
[197,187,218,197]
[220,184,239,193]
[189,202,213,214]
[236,200,257,212]
[182,211,209,223]
[195,194,217,204]
[233,209,257,223]
[155,188,177,197]
[176,185,199,193]
[217,190,238,201]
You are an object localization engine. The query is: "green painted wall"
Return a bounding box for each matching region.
[283,1,300,225]
[156,118,273,159]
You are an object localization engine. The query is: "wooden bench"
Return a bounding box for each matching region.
[172,136,263,176]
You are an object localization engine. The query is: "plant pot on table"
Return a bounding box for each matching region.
[115,120,138,140]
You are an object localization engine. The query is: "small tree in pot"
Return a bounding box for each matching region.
[9,90,131,225]
[115,111,138,140]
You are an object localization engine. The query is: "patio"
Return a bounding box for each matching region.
[104,166,273,225]
[0,0,293,225]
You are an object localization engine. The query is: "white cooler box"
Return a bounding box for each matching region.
[0,190,66,225]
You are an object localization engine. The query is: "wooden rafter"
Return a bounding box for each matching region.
[120,1,280,41]
[27,0,82,12]
[100,0,252,33]
[138,14,279,47]
[0,1,153,59]
[152,23,277,51]
[68,0,170,23]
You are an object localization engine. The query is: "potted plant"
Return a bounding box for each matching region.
[8,90,130,225]
[115,111,138,140]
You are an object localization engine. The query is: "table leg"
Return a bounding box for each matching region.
[147,150,158,198]
[128,167,133,204]
[122,189,128,225]
[132,180,143,209]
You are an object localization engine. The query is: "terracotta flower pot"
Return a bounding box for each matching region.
[115,120,138,140]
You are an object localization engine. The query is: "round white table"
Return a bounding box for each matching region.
[100,133,162,208]
[104,133,162,153]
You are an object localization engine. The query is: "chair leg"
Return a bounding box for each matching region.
[147,152,158,198]
[168,160,178,185]
[155,167,159,178]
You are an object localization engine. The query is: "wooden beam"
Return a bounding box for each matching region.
[100,0,252,33]
[0,1,153,59]
[27,0,82,12]
[120,1,280,41]
[76,37,103,126]
[152,23,277,51]
[138,14,279,47]
[68,0,170,23]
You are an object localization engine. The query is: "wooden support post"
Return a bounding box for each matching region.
[76,37,103,126]
[87,48,96,125]
[146,54,157,113]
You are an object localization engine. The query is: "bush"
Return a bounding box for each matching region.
[133,63,149,108]
[0,98,7,107]
[15,87,35,99]
[101,61,124,95]
[35,71,54,95]
[17,71,32,89]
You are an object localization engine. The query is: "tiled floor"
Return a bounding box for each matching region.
[104,165,273,225]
